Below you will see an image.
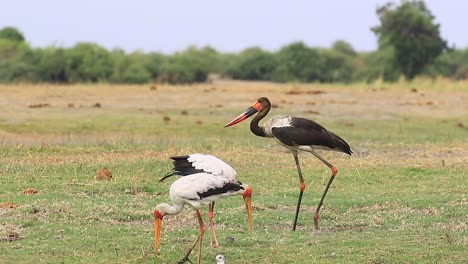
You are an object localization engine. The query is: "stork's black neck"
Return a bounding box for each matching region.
[250,104,270,138]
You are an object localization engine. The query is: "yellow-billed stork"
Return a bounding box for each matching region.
[225,97,351,230]
[155,154,252,264]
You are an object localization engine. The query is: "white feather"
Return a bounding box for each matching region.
[169,172,242,208]
[263,115,292,137]
[187,153,237,179]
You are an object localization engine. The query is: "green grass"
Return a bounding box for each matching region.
[0,84,467,263]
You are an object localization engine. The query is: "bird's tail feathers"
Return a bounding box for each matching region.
[159,172,177,182]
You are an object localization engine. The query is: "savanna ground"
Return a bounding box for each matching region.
[0,80,467,263]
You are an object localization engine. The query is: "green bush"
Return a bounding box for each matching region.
[0,23,465,84]
[353,49,400,82]
[109,48,130,83]
[158,47,210,84]
[65,43,114,82]
[0,39,39,82]
[0,27,25,43]
[332,40,357,57]
[319,49,355,83]
[122,63,151,84]
[228,47,277,80]
[143,52,167,80]
[272,42,323,82]
[37,47,67,82]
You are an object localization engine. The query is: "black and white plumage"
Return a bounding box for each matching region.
[159,154,247,248]
[160,153,237,182]
[154,154,252,264]
[225,97,352,230]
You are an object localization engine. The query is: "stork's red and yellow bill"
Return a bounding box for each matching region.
[154,189,253,255]
[224,100,262,127]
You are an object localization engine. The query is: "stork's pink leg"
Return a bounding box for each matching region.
[292,152,305,231]
[178,209,206,264]
[208,202,219,248]
[310,150,339,230]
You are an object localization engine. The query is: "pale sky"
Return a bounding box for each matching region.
[1,0,466,54]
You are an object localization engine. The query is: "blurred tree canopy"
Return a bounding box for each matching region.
[227,47,277,81]
[0,27,25,43]
[0,6,466,85]
[273,42,323,82]
[373,0,447,80]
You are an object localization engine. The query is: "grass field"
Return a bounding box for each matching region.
[0,80,467,263]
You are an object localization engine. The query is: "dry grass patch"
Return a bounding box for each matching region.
[0,202,20,209]
[0,224,23,242]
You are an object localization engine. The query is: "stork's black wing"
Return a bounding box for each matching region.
[195,181,244,200]
[159,155,205,182]
[271,117,352,155]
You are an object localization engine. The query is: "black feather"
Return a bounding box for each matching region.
[272,117,352,155]
[195,181,244,199]
[159,155,205,182]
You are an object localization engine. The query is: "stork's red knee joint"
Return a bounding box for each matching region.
[300,181,306,192]
[331,166,338,177]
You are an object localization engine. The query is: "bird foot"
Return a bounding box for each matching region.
[210,240,219,248]
[313,213,320,230]
[178,256,193,264]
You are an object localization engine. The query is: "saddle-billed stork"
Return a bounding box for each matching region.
[225,97,351,230]
[155,154,253,264]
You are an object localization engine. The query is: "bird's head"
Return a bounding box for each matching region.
[242,185,253,230]
[224,97,270,127]
[215,254,226,264]
[153,204,168,255]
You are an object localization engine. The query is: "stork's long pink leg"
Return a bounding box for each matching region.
[178,209,206,264]
[292,151,305,231]
[208,202,219,248]
[310,150,338,230]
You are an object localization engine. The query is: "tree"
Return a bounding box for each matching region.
[0,39,39,82]
[159,47,210,84]
[0,27,25,42]
[143,52,167,80]
[109,48,130,83]
[319,49,355,83]
[353,49,400,82]
[65,43,114,82]
[228,47,277,80]
[122,63,151,83]
[372,1,447,79]
[332,40,357,57]
[430,48,468,80]
[273,42,323,82]
[37,47,68,82]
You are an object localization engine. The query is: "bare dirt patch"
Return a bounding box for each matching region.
[28,103,50,108]
[350,202,443,216]
[447,199,468,207]
[96,167,113,181]
[285,89,326,95]
[0,224,23,242]
[0,202,20,209]
[0,81,467,134]
[23,188,39,195]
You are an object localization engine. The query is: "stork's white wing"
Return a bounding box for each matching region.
[187,153,237,179]
[170,173,238,202]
